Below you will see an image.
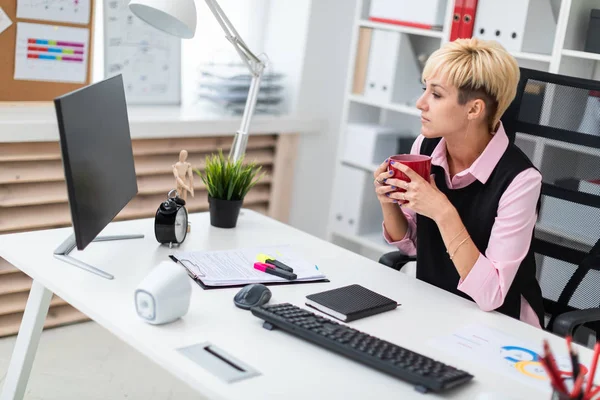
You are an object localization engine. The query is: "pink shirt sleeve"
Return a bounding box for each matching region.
[381,136,425,256]
[457,167,542,312]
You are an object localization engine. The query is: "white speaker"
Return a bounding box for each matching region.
[134,261,192,325]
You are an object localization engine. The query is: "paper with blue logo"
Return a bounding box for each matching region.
[428,324,582,393]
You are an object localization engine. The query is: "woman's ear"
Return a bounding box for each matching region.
[467,98,486,121]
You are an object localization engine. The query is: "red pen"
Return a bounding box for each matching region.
[585,342,600,398]
[571,373,585,398]
[544,340,569,394]
[254,262,297,280]
[588,385,600,399]
[539,357,565,394]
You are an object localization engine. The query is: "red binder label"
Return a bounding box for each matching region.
[450,0,465,41]
[459,0,478,39]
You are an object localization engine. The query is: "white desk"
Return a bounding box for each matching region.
[0,210,592,399]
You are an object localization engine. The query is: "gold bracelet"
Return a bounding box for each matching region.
[446,227,467,248]
[448,235,471,260]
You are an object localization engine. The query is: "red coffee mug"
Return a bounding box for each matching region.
[388,154,432,202]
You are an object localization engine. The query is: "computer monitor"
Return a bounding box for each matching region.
[53,74,144,280]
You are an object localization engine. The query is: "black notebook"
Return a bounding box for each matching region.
[305,284,399,322]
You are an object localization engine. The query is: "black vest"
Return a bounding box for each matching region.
[416,137,545,326]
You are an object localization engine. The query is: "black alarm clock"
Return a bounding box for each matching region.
[155,190,188,247]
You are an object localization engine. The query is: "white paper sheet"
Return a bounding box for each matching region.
[17,0,91,25]
[173,245,326,287]
[14,22,89,83]
[429,324,588,393]
[0,7,13,36]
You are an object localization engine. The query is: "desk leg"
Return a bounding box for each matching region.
[0,280,52,400]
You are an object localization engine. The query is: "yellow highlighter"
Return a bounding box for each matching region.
[256,253,294,273]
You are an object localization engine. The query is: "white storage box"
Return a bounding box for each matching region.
[473,0,556,54]
[369,0,446,30]
[363,29,422,105]
[343,123,408,166]
[330,165,385,237]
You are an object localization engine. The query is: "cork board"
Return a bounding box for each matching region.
[0,0,95,102]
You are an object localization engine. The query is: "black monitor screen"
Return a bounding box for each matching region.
[54,74,138,250]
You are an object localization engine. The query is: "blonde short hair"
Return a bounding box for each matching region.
[422,38,520,131]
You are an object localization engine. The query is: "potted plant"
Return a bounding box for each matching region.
[195,149,265,228]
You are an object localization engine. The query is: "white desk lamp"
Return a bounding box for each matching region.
[128,0,266,162]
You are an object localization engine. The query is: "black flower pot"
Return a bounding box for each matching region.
[208,196,243,228]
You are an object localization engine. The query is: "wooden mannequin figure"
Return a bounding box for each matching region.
[173,150,194,202]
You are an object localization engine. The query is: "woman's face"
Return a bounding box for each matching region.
[416,74,470,139]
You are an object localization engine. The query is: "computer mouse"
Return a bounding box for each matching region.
[233,284,272,310]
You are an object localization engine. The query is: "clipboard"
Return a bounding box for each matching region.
[169,254,330,290]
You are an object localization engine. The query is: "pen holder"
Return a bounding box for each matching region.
[551,390,585,400]
[551,391,572,400]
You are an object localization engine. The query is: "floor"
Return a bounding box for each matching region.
[0,321,204,400]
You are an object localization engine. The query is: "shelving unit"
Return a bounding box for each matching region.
[348,94,421,116]
[562,49,600,61]
[328,0,600,262]
[333,229,395,255]
[341,159,379,174]
[358,19,445,39]
[511,51,554,63]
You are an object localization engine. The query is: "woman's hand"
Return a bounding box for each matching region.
[385,162,453,221]
[373,159,398,205]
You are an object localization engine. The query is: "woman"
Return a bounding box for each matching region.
[373,38,544,328]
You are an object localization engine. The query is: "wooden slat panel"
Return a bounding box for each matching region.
[0,167,273,207]
[0,148,275,184]
[0,292,67,316]
[117,185,272,220]
[131,135,277,156]
[268,134,299,223]
[0,142,60,162]
[0,159,61,184]
[0,133,287,336]
[0,181,67,207]
[0,135,277,162]
[0,257,18,275]
[0,304,89,338]
[0,184,272,233]
[134,149,274,176]
[246,203,269,215]
[135,168,272,196]
[0,272,32,295]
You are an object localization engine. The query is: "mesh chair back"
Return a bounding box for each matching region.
[502,68,600,330]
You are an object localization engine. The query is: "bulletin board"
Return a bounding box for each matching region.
[0,0,95,102]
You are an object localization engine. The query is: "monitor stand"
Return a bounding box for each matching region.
[54,232,144,280]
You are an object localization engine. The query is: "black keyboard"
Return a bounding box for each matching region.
[251,303,473,393]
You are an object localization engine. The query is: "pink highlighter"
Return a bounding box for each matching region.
[254,262,297,280]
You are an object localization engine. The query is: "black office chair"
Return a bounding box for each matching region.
[379,68,600,345]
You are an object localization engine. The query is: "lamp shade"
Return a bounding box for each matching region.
[128,0,197,39]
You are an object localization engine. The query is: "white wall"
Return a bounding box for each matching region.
[286,0,358,239]
[92,0,270,106]
[181,0,270,106]
[262,1,312,114]
[93,0,357,240]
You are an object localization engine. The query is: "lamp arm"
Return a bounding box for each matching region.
[229,73,262,162]
[202,0,267,162]
[203,0,265,75]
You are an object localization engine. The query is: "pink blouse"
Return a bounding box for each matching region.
[383,123,542,328]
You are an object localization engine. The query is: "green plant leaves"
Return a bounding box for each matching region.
[195,149,266,201]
